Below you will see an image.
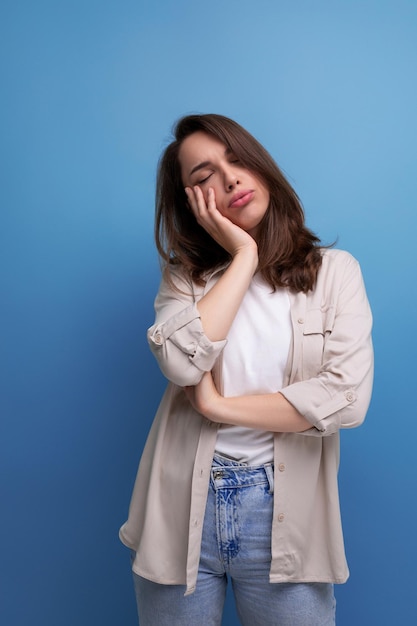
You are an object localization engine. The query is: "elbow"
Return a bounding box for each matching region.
[301,388,372,437]
[148,332,226,387]
[341,362,374,430]
[340,395,371,430]
[153,355,206,387]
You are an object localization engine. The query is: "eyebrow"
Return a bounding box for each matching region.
[190,161,211,176]
[189,147,233,177]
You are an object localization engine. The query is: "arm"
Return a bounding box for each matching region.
[281,253,373,434]
[186,186,258,341]
[147,270,227,387]
[148,186,258,386]
[185,252,373,435]
[185,373,312,432]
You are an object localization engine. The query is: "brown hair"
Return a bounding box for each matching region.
[155,113,324,293]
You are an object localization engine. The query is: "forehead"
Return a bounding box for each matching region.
[178,131,228,172]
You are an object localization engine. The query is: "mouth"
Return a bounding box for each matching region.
[228,190,255,209]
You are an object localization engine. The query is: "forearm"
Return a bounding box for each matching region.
[190,376,311,432]
[197,246,258,341]
[213,393,311,432]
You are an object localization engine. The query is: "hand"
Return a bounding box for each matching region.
[184,371,222,421]
[185,186,258,258]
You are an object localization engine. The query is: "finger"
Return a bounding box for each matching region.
[184,187,198,213]
[206,187,217,213]
[193,186,208,215]
[196,187,222,225]
[185,186,208,222]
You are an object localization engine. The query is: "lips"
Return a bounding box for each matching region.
[228,190,255,209]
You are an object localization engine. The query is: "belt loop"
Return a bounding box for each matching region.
[264,463,274,494]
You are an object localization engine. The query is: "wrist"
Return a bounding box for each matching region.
[232,244,259,273]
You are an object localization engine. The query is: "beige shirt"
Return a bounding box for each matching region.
[119,249,374,595]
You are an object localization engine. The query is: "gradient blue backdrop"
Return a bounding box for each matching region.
[1,1,416,624]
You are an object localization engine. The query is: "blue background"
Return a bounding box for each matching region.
[1,1,416,624]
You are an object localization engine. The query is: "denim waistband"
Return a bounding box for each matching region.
[211,453,274,494]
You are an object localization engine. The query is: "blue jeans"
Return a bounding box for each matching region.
[132,454,336,625]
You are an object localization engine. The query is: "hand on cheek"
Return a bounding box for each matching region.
[184,186,257,258]
[184,185,216,217]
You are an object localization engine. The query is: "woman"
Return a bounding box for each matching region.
[120,114,373,625]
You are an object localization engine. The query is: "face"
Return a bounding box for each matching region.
[178,131,270,237]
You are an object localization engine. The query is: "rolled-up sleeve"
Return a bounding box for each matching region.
[147,271,227,387]
[281,253,374,436]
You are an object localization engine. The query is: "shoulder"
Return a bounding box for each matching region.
[308,249,365,302]
[320,248,359,267]
[160,265,194,291]
[319,248,361,280]
[153,265,195,307]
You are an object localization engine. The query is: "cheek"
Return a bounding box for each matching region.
[260,187,270,212]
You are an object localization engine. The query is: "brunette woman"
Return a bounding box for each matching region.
[120,114,373,625]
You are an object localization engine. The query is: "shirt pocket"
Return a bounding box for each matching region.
[301,307,335,378]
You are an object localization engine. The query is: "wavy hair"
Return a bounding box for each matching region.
[155,114,324,293]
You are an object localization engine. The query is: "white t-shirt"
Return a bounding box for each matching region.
[215,273,292,465]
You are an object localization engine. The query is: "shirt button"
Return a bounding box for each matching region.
[297,318,304,324]
[278,513,285,522]
[345,391,354,402]
[278,463,286,472]
[153,332,163,345]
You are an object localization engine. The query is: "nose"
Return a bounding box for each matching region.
[223,165,240,191]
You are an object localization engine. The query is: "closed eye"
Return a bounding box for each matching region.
[198,173,213,184]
